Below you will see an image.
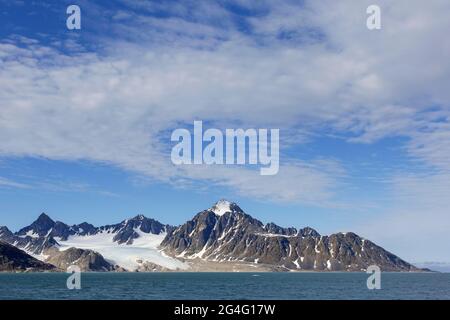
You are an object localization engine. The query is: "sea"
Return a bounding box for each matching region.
[0,272,449,300]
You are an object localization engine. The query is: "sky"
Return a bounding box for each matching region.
[0,0,449,262]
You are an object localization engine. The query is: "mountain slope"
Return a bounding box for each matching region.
[95,214,173,245]
[45,247,115,272]
[0,241,56,272]
[161,200,418,271]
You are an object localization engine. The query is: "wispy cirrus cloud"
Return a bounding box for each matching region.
[0,176,30,189]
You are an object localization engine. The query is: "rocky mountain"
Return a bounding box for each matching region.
[1,200,421,272]
[0,213,181,272]
[0,213,172,254]
[0,213,96,255]
[17,212,58,237]
[0,223,58,255]
[45,247,115,272]
[97,214,172,245]
[161,200,419,271]
[0,241,56,272]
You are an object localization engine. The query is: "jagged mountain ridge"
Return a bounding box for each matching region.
[0,224,58,256]
[98,214,173,245]
[0,213,177,272]
[0,213,172,255]
[161,200,418,271]
[1,200,420,272]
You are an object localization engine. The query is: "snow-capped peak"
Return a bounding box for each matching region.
[133,214,146,221]
[210,199,234,216]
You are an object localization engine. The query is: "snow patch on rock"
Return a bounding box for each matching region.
[210,199,233,216]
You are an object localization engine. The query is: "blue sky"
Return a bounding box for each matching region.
[1,0,450,262]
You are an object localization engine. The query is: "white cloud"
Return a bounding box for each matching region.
[1,35,358,204]
[0,177,30,189]
[0,0,450,257]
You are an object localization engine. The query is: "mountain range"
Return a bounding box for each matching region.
[0,200,421,272]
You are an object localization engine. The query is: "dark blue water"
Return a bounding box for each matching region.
[0,272,449,300]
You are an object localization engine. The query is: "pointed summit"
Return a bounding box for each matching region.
[17,212,55,237]
[0,226,13,239]
[132,214,146,221]
[210,199,243,216]
[106,215,168,244]
[36,212,54,224]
